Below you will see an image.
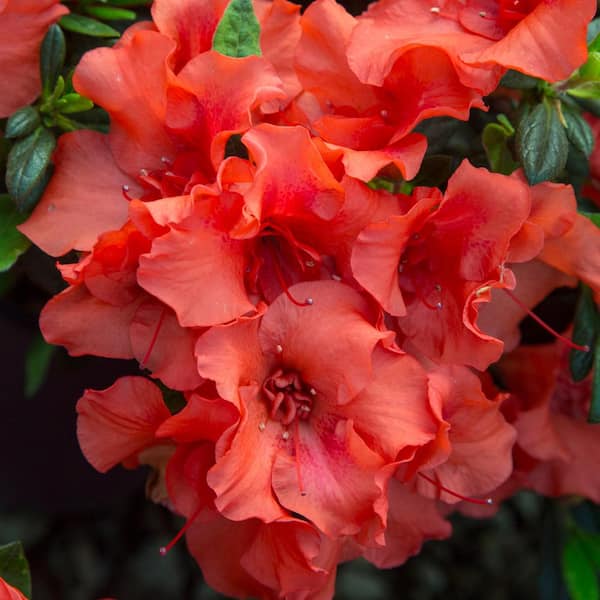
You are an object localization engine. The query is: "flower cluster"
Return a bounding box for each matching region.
[16,0,600,597]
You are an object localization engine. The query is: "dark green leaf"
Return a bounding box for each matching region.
[570,285,598,382]
[0,194,30,272]
[579,531,600,569]
[562,534,600,600]
[6,127,55,212]
[157,381,186,415]
[213,0,261,58]
[562,106,595,157]
[574,96,600,118]
[5,107,40,139]
[40,24,66,96]
[0,542,31,598]
[59,13,120,37]
[25,333,56,398]
[84,5,136,20]
[482,119,519,175]
[568,81,600,100]
[590,336,600,424]
[55,93,94,114]
[500,70,540,89]
[516,100,569,184]
[581,212,600,227]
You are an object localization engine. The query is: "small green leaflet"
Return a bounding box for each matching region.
[213,0,261,58]
[482,114,519,175]
[0,195,30,272]
[59,13,120,37]
[562,530,600,600]
[40,24,66,96]
[0,542,31,598]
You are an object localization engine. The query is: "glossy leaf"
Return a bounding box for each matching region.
[0,542,31,598]
[213,0,261,58]
[84,5,136,21]
[482,116,519,175]
[5,107,40,139]
[570,285,598,382]
[55,93,94,114]
[59,13,120,37]
[6,127,55,212]
[40,24,65,96]
[563,107,594,157]
[500,70,540,89]
[516,100,569,184]
[0,194,30,272]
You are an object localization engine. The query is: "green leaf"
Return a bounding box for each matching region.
[579,531,600,569]
[588,18,600,46]
[482,118,519,175]
[0,542,31,598]
[562,106,595,157]
[6,127,55,212]
[40,24,66,96]
[0,194,30,272]
[107,0,152,5]
[500,70,540,89]
[516,100,569,184]
[581,212,600,227]
[570,285,598,382]
[55,93,94,114]
[84,5,136,20]
[590,335,600,424]
[567,81,600,100]
[562,534,600,600]
[59,13,120,37]
[579,52,600,80]
[213,0,261,58]
[24,333,56,398]
[5,107,40,139]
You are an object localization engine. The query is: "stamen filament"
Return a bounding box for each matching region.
[293,419,307,496]
[159,504,203,556]
[418,472,493,506]
[503,288,590,352]
[140,307,167,369]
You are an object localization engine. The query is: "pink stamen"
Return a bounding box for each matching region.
[503,288,590,353]
[139,307,167,369]
[293,419,307,496]
[418,472,493,506]
[159,505,203,556]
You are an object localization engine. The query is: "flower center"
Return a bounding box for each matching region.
[263,369,315,426]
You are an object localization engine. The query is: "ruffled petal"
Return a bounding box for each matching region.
[40,285,140,359]
[73,30,176,175]
[18,131,134,256]
[77,376,170,473]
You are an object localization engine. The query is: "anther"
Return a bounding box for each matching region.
[122,184,130,192]
[160,156,171,164]
[305,297,314,305]
[276,344,283,354]
[430,6,440,13]
[282,430,290,441]
[331,274,342,281]
[309,388,317,396]
[435,302,443,310]
[258,422,266,432]
[479,10,487,16]
[305,260,315,268]
[434,284,442,292]
[380,109,389,119]
[139,168,149,177]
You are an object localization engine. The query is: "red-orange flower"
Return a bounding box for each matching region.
[0,578,28,600]
[0,0,68,117]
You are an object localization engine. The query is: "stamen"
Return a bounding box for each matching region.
[139,307,167,369]
[122,184,134,201]
[309,387,317,396]
[139,168,149,177]
[159,505,203,556]
[479,10,487,16]
[430,6,440,13]
[258,422,266,432]
[418,472,493,506]
[276,344,283,354]
[282,430,290,441]
[305,260,315,268]
[503,288,590,352]
[269,248,314,307]
[305,297,314,305]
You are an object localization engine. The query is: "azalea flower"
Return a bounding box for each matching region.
[0,577,28,600]
[0,0,67,117]
[347,0,595,98]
